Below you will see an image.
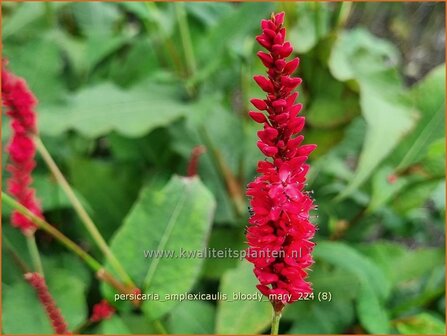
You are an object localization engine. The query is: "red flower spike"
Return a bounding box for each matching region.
[246,12,317,313]
[2,63,44,236]
[90,300,115,322]
[25,273,70,334]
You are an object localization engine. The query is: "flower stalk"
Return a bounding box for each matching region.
[34,136,135,288]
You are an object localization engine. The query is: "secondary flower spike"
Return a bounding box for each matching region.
[90,300,116,322]
[25,273,70,334]
[246,12,317,313]
[2,63,44,235]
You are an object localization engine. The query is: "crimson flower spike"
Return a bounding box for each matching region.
[246,12,317,315]
[25,273,70,334]
[2,62,44,236]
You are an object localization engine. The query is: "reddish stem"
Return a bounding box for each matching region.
[187,145,206,177]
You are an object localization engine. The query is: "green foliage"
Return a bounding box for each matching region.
[2,1,445,335]
[103,176,215,320]
[215,262,272,334]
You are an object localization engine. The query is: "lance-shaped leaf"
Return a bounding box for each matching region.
[104,175,215,320]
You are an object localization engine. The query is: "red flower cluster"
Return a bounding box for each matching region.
[25,273,70,334]
[90,300,115,322]
[2,64,43,235]
[246,12,317,312]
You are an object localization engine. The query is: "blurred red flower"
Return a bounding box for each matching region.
[90,299,116,322]
[2,63,43,235]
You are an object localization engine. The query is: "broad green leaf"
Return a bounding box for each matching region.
[2,2,45,39]
[329,29,417,198]
[68,158,142,240]
[167,301,215,334]
[201,227,245,280]
[284,266,358,334]
[305,67,360,130]
[420,137,446,177]
[394,64,446,170]
[216,262,271,334]
[288,299,355,334]
[98,316,131,334]
[198,2,273,60]
[314,241,391,299]
[185,2,233,27]
[357,283,390,334]
[104,175,215,320]
[395,313,445,335]
[392,179,441,214]
[359,242,445,286]
[2,270,87,333]
[289,2,331,53]
[329,29,400,81]
[4,34,64,103]
[70,2,120,37]
[39,82,191,138]
[3,281,53,334]
[314,241,391,333]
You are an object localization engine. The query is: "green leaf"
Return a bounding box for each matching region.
[314,241,391,333]
[368,166,408,212]
[314,241,391,299]
[2,2,45,39]
[358,242,445,286]
[104,175,215,320]
[68,158,142,240]
[201,227,245,280]
[215,262,271,334]
[98,316,131,334]
[357,283,390,334]
[394,64,446,170]
[167,301,215,334]
[3,281,53,334]
[4,34,64,103]
[392,179,441,214]
[2,270,87,333]
[185,2,233,27]
[284,266,358,334]
[70,2,121,37]
[329,29,417,198]
[329,29,400,82]
[289,2,331,53]
[196,2,273,71]
[288,299,355,334]
[39,82,191,138]
[395,313,446,335]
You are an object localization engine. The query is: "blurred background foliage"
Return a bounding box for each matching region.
[1,1,446,335]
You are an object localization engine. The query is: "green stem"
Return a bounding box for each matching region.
[4,236,31,273]
[152,319,168,334]
[270,309,282,335]
[34,137,135,288]
[26,234,44,275]
[3,192,102,272]
[335,2,352,30]
[175,2,197,78]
